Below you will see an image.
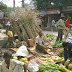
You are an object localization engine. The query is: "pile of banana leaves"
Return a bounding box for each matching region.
[37,63,72,72]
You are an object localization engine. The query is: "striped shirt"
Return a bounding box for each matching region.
[66,36,72,44]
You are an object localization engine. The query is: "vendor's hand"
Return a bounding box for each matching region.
[42,45,49,50]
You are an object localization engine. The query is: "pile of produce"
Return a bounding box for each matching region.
[12,55,72,71]
[39,57,72,72]
[12,56,29,64]
[51,41,63,48]
[57,49,64,57]
[12,56,64,65]
[46,34,56,42]
[64,60,72,70]
[41,56,64,64]
[37,63,72,72]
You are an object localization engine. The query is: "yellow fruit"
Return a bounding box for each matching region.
[64,60,70,66]
[61,58,65,62]
[41,58,47,61]
[19,59,21,61]
[58,57,62,61]
[53,58,59,62]
[20,58,28,62]
[13,57,18,60]
[47,58,54,62]
[25,61,29,64]
[68,64,72,70]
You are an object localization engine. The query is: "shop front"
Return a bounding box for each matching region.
[37,9,61,27]
[61,6,72,23]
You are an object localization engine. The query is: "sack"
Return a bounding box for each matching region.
[27,39,35,47]
[27,61,39,72]
[12,45,29,57]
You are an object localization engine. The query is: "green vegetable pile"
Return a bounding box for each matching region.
[57,49,64,57]
[51,41,63,48]
[37,63,72,72]
[46,34,56,41]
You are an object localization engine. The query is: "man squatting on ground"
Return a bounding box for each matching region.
[35,31,48,54]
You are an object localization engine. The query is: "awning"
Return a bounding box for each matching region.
[47,10,60,14]
[37,11,47,17]
[37,10,60,17]
[0,17,9,19]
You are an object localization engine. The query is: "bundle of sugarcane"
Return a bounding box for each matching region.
[9,8,48,43]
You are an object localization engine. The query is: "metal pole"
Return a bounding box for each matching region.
[13,0,15,11]
[22,0,24,8]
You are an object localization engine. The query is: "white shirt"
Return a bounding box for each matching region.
[35,35,43,45]
[0,59,24,72]
[52,20,55,26]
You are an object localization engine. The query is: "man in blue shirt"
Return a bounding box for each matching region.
[62,36,72,61]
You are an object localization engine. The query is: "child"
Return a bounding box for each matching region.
[8,26,14,48]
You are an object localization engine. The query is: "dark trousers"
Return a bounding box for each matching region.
[36,45,48,54]
[64,43,72,61]
[56,29,63,41]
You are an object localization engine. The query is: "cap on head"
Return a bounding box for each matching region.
[60,16,65,18]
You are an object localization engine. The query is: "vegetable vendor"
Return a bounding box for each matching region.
[62,36,72,61]
[35,31,48,54]
[56,16,65,41]
[0,51,27,72]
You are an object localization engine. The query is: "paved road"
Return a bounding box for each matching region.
[42,30,58,36]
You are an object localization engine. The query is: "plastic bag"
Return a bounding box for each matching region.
[27,60,39,72]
